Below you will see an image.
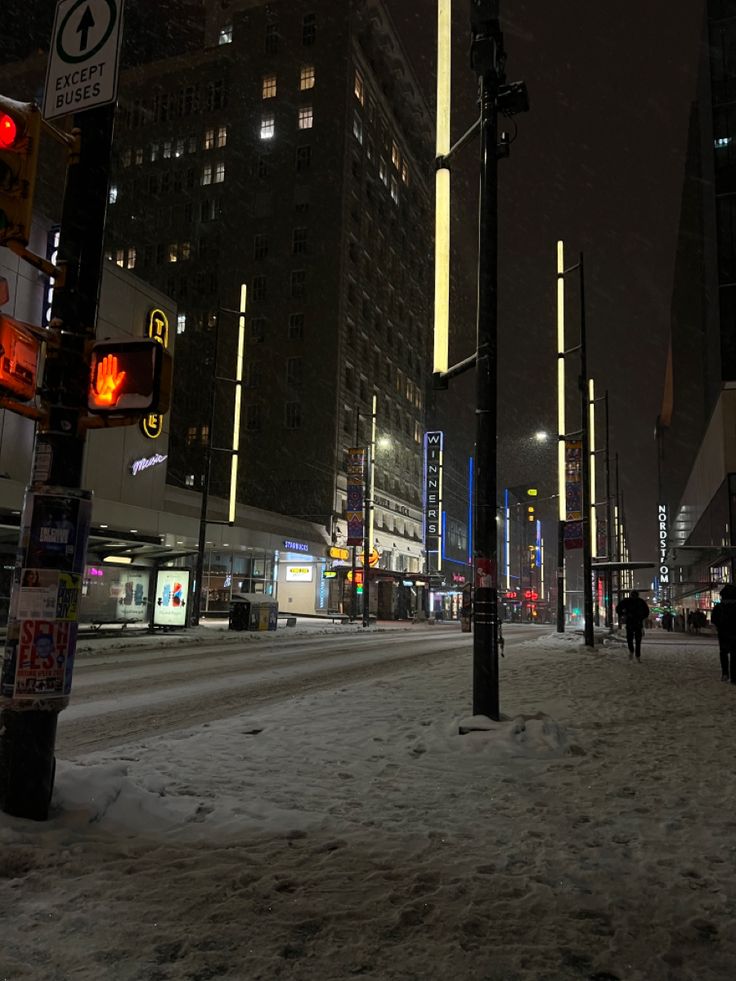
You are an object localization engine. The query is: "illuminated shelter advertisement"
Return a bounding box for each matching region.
[153,570,190,627]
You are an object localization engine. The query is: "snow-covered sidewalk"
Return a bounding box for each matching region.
[1,631,734,980]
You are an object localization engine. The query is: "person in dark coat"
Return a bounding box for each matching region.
[616,590,650,660]
[710,584,736,683]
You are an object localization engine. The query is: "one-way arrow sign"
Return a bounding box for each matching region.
[43,0,125,121]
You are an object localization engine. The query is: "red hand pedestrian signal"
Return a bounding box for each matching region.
[91,354,126,407]
[0,113,18,149]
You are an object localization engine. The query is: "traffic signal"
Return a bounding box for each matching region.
[527,505,535,523]
[0,96,41,248]
[88,339,172,416]
[0,314,41,401]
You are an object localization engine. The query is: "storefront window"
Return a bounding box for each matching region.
[202,548,276,614]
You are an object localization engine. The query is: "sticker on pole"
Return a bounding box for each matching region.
[43,0,125,121]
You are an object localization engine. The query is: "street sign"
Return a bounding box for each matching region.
[43,0,125,121]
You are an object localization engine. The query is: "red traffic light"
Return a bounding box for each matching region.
[88,339,171,416]
[0,113,18,149]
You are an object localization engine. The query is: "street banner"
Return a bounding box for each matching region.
[565,440,583,550]
[346,448,365,546]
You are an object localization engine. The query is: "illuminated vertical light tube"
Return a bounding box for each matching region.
[540,538,545,600]
[557,241,567,613]
[504,488,510,589]
[433,0,451,375]
[229,283,246,524]
[369,394,377,563]
[589,378,597,560]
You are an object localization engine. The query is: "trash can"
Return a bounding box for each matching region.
[229,593,278,631]
[229,596,251,631]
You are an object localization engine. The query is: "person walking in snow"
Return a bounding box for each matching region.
[616,590,650,661]
[710,584,736,683]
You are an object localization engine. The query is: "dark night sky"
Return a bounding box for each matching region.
[389,0,706,579]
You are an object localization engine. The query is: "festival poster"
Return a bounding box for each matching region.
[13,619,76,699]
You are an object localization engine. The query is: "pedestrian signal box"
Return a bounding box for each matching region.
[0,314,41,401]
[88,339,172,416]
[0,96,41,248]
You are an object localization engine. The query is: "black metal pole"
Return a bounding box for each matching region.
[471,13,502,720]
[0,105,115,820]
[578,253,595,647]
[192,324,219,626]
[604,390,613,629]
[362,442,371,628]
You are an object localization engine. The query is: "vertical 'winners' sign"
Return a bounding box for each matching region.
[346,448,365,546]
[424,431,444,552]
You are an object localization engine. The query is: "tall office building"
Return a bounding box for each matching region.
[659,0,736,604]
[106,0,435,577]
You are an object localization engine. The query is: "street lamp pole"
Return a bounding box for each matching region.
[578,253,595,647]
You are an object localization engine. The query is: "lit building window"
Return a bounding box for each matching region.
[126,247,136,269]
[163,141,172,159]
[108,185,118,204]
[204,128,214,150]
[135,147,143,165]
[168,244,178,263]
[185,474,195,487]
[401,160,409,184]
[214,161,225,183]
[202,163,212,185]
[219,24,233,45]
[186,426,197,446]
[298,106,313,130]
[353,111,363,144]
[715,136,732,148]
[390,176,399,204]
[354,70,364,105]
[366,138,374,161]
[177,314,187,334]
[379,158,388,185]
[391,140,400,168]
[180,241,191,260]
[261,112,275,140]
[262,73,277,99]
[150,143,159,162]
[300,65,315,90]
[115,248,125,267]
[175,138,184,157]
[216,125,227,148]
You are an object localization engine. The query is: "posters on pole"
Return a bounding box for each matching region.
[12,620,77,698]
[153,569,190,627]
[2,489,91,703]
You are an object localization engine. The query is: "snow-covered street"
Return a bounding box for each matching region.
[1,625,735,981]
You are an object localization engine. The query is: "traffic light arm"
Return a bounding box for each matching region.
[0,396,44,421]
[6,240,65,283]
